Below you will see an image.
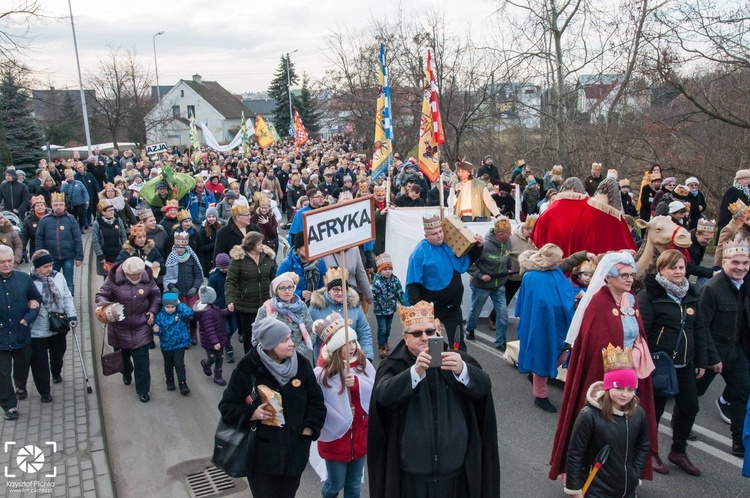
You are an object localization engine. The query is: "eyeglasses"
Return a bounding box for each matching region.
[329,287,343,293]
[276,285,295,292]
[311,194,323,200]
[404,328,437,338]
[617,273,636,280]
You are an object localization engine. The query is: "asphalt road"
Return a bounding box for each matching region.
[90,266,750,497]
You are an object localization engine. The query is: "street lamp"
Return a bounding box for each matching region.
[66,0,92,156]
[153,31,165,105]
[286,49,298,135]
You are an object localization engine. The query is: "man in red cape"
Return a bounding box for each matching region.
[533,178,636,257]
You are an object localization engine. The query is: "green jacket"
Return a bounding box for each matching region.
[225,245,277,313]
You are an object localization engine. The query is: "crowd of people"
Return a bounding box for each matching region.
[1,135,749,496]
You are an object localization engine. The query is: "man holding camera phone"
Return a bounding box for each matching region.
[367,301,500,498]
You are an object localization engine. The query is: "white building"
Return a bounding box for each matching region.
[492,82,542,130]
[577,74,651,123]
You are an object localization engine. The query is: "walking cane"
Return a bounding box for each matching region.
[581,445,610,496]
[71,324,93,394]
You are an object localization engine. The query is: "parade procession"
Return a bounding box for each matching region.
[1,0,750,497]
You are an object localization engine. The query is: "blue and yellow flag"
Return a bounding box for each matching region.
[255,115,276,149]
[371,43,393,181]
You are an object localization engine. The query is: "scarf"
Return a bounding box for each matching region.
[272,295,313,350]
[655,273,689,300]
[733,181,750,200]
[302,256,320,300]
[31,270,64,312]
[165,246,203,274]
[257,344,298,386]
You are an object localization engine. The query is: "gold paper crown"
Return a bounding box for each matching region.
[97,199,113,212]
[398,300,437,330]
[324,266,349,286]
[551,165,563,175]
[673,185,689,197]
[129,224,147,238]
[31,195,46,207]
[253,191,271,207]
[619,179,630,187]
[602,344,635,372]
[95,302,125,324]
[722,238,750,259]
[375,253,392,271]
[138,208,154,221]
[494,215,511,232]
[592,162,603,171]
[173,231,190,247]
[176,209,192,222]
[230,203,251,217]
[193,174,204,182]
[51,192,66,203]
[373,185,386,194]
[524,214,539,229]
[423,214,442,230]
[516,159,526,167]
[729,199,748,216]
[575,260,597,274]
[165,199,179,210]
[313,312,351,343]
[103,182,116,192]
[696,218,716,233]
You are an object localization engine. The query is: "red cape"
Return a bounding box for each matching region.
[533,197,636,257]
[548,286,657,481]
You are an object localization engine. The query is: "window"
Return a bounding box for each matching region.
[172,105,180,118]
[180,90,184,97]
[187,105,195,117]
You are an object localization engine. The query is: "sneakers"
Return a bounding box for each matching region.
[495,343,507,353]
[139,393,150,403]
[465,330,475,340]
[534,397,557,413]
[41,394,53,403]
[4,408,18,420]
[717,397,731,424]
[52,374,63,384]
[201,359,212,376]
[179,381,190,395]
[15,388,27,400]
[166,378,176,391]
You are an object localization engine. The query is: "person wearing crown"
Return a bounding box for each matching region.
[405,214,483,351]
[164,231,204,345]
[687,218,717,291]
[565,345,650,497]
[91,199,126,277]
[713,199,750,265]
[583,162,604,197]
[35,192,84,296]
[717,169,750,239]
[213,201,261,261]
[695,238,750,458]
[367,300,500,498]
[451,159,500,222]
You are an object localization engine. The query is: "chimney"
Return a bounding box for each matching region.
[192,74,203,84]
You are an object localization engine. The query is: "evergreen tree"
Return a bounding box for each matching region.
[296,74,322,137]
[0,69,43,168]
[268,54,298,135]
[44,91,82,146]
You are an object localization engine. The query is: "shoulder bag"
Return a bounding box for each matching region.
[100,326,125,376]
[49,311,70,334]
[212,376,257,477]
[650,320,684,398]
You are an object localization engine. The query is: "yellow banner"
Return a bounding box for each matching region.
[255,115,276,149]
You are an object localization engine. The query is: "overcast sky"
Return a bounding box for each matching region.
[20,0,498,94]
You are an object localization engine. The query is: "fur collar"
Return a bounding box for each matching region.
[586,381,625,416]
[122,239,154,255]
[229,244,275,261]
[309,287,360,309]
[556,191,588,201]
[588,195,623,220]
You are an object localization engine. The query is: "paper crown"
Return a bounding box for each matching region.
[324,266,348,287]
[591,162,603,171]
[130,224,147,238]
[313,312,350,343]
[619,179,630,187]
[193,174,204,182]
[165,199,179,210]
[138,208,154,221]
[51,192,65,203]
[602,344,635,372]
[516,159,526,167]
[722,238,750,259]
[398,300,437,330]
[494,215,511,232]
[176,209,192,222]
[31,195,46,207]
[524,214,539,229]
[729,199,748,217]
[376,253,392,271]
[103,182,116,192]
[373,185,386,194]
[97,199,113,212]
[575,260,597,274]
[95,302,125,324]
[673,185,689,197]
[173,231,190,247]
[696,218,716,233]
[551,165,563,176]
[230,203,250,217]
[423,214,442,230]
[253,191,271,207]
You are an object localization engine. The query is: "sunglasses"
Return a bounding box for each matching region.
[404,328,438,338]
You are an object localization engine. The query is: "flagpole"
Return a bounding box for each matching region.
[439,170,445,220]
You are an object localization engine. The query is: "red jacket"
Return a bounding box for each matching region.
[318,365,368,462]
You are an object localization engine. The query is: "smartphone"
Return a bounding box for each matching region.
[427,336,444,368]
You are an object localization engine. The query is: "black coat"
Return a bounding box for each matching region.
[697,271,748,367]
[717,186,750,237]
[367,340,500,498]
[218,348,326,476]
[638,184,656,221]
[686,191,707,230]
[686,230,713,278]
[638,274,707,368]
[213,218,260,261]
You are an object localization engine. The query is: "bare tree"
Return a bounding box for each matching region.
[0,0,44,71]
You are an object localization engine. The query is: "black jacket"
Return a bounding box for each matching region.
[638,274,708,368]
[718,186,750,237]
[218,348,326,477]
[0,179,30,215]
[566,382,650,498]
[697,271,747,367]
[686,230,713,278]
[213,218,261,262]
[639,184,656,221]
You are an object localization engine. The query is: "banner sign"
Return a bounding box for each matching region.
[146,142,168,155]
[303,195,375,260]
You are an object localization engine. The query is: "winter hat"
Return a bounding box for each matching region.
[205,206,219,219]
[660,177,676,188]
[215,253,230,269]
[685,177,699,186]
[4,168,17,180]
[376,253,393,272]
[224,190,237,200]
[162,292,179,306]
[606,169,618,180]
[602,344,638,390]
[271,272,298,294]
[668,200,687,214]
[254,317,291,351]
[735,169,750,181]
[122,257,145,275]
[156,181,169,190]
[198,285,216,305]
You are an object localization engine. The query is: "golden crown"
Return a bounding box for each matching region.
[494,216,511,232]
[592,162,603,171]
[253,192,272,207]
[729,199,748,216]
[176,209,192,222]
[551,165,563,175]
[696,218,716,233]
[95,302,125,324]
[577,260,597,274]
[97,199,113,212]
[619,179,630,187]
[138,208,154,221]
[51,192,66,203]
[165,199,179,210]
[129,224,147,238]
[602,344,635,372]
[313,312,350,343]
[230,203,250,217]
[31,195,46,207]
[324,266,349,286]
[524,214,539,229]
[104,182,116,191]
[398,300,437,330]
[516,159,526,167]
[423,214,442,230]
[722,238,750,259]
[673,185,689,197]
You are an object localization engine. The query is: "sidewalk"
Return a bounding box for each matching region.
[0,232,115,497]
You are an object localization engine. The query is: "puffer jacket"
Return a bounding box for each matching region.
[20,210,46,256]
[153,303,193,351]
[224,245,277,313]
[0,270,41,350]
[309,288,374,361]
[0,218,22,265]
[468,227,512,290]
[95,262,161,350]
[194,303,231,349]
[30,270,77,339]
[0,178,30,214]
[565,382,650,498]
[277,250,326,299]
[35,211,84,262]
[60,178,89,206]
[638,274,707,368]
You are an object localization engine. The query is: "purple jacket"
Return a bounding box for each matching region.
[95,262,161,350]
[194,304,232,349]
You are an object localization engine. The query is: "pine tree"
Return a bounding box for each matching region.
[296,74,322,137]
[0,69,43,168]
[268,54,298,136]
[44,91,82,146]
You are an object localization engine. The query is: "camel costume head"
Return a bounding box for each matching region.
[634,215,691,278]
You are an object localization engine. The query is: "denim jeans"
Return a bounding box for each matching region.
[322,456,366,498]
[375,314,394,348]
[465,285,508,346]
[53,258,75,296]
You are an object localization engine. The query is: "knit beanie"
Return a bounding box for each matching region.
[162,292,179,306]
[122,257,145,275]
[215,253,230,269]
[198,285,216,305]
[206,206,219,219]
[254,318,291,350]
[271,272,298,294]
[603,368,638,390]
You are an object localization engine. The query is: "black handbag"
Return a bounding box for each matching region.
[48,311,70,334]
[212,378,257,477]
[650,322,684,398]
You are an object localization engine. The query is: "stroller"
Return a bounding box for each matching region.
[1,211,21,233]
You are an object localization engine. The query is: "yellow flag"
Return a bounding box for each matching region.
[255,115,276,149]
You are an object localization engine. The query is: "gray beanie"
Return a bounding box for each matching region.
[205,206,219,219]
[224,190,237,200]
[254,317,291,350]
[4,168,17,180]
[198,285,216,305]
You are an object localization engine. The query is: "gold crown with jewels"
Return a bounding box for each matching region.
[602,344,634,372]
[398,300,437,330]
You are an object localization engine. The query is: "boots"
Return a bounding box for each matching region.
[190,326,198,346]
[179,380,190,395]
[214,368,227,386]
[226,346,235,363]
[166,377,176,391]
[201,359,212,376]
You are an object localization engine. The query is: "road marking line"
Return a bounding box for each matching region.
[659,424,742,468]
[661,412,733,447]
